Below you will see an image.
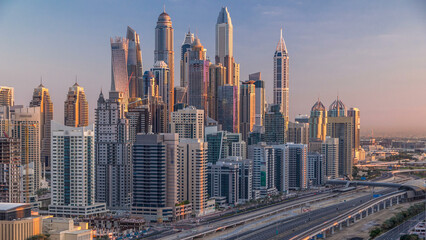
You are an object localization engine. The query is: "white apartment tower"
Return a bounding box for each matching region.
[49,121,106,217]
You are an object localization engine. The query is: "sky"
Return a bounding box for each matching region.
[0,0,425,137]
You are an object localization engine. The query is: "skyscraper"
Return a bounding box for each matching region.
[30,83,53,172]
[170,106,204,140]
[307,152,325,186]
[321,136,339,179]
[151,60,171,116]
[0,86,14,106]
[180,30,194,88]
[49,121,106,217]
[240,81,256,141]
[216,7,236,86]
[287,121,309,145]
[348,108,361,150]
[177,139,208,217]
[132,133,190,222]
[273,144,289,194]
[327,97,353,177]
[206,130,242,164]
[11,106,41,203]
[249,73,265,126]
[64,83,88,127]
[264,104,288,144]
[207,161,239,205]
[126,26,144,99]
[248,143,276,194]
[217,84,239,133]
[208,63,226,120]
[273,29,289,118]
[287,143,307,190]
[309,99,327,141]
[95,88,132,209]
[155,10,174,115]
[187,37,209,112]
[0,137,21,203]
[142,71,155,97]
[111,37,130,100]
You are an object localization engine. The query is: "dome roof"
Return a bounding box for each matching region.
[329,97,346,111]
[311,99,325,112]
[158,12,171,22]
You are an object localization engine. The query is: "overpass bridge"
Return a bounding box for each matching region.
[326,179,425,199]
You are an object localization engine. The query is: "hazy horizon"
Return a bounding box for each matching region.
[1,0,425,137]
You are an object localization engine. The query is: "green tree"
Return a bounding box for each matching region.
[369,227,381,239]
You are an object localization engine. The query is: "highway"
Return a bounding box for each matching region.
[376,211,425,240]
[227,189,396,240]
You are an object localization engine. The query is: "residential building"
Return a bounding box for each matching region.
[11,106,41,202]
[240,81,255,141]
[170,106,204,140]
[30,83,53,172]
[264,104,288,144]
[287,143,307,190]
[327,97,353,177]
[287,121,309,144]
[187,37,209,112]
[206,130,242,164]
[248,143,276,194]
[180,30,194,88]
[216,7,236,86]
[0,86,14,106]
[64,83,88,128]
[126,26,144,99]
[217,84,239,133]
[177,139,208,216]
[273,29,289,118]
[309,99,327,141]
[95,89,132,210]
[208,63,226,120]
[49,122,107,217]
[132,133,190,222]
[207,161,239,205]
[307,152,325,186]
[0,137,20,203]
[110,37,130,101]
[273,144,289,194]
[155,10,174,114]
[322,137,339,179]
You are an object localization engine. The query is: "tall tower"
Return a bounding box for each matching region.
[64,83,88,127]
[180,30,194,88]
[111,37,130,102]
[155,9,174,116]
[216,7,236,85]
[49,121,106,217]
[309,99,327,141]
[126,26,144,98]
[327,97,353,177]
[187,37,209,112]
[95,81,132,209]
[0,86,14,106]
[273,29,289,119]
[239,81,256,141]
[30,83,53,172]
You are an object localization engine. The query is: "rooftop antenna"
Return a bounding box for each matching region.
[40,76,43,85]
[75,75,78,85]
[163,4,166,13]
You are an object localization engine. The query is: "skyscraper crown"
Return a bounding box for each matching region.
[217,7,232,25]
[311,99,326,112]
[276,28,287,53]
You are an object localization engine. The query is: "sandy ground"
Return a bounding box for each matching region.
[328,201,419,240]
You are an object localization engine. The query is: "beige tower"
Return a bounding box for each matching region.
[170,106,204,140]
[309,99,327,141]
[177,139,208,217]
[240,81,256,141]
[30,83,53,171]
[64,83,88,127]
[0,86,14,106]
[11,106,41,202]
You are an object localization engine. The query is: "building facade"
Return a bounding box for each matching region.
[49,122,106,217]
[217,84,239,133]
[273,29,289,118]
[0,137,21,203]
[239,81,256,141]
[170,106,204,140]
[64,83,88,128]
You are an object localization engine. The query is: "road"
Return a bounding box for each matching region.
[376,211,425,240]
[230,189,396,240]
